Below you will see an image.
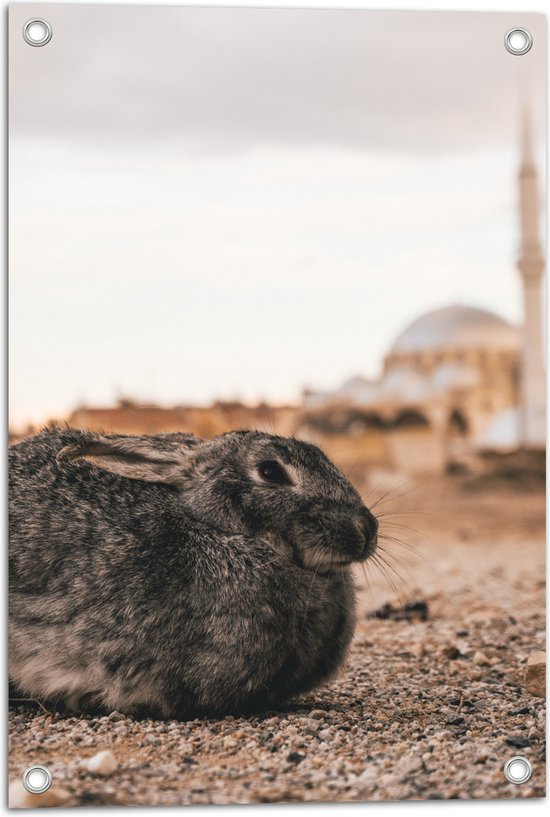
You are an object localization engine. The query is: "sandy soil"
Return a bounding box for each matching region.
[9,475,546,805]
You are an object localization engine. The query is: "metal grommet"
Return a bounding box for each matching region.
[21,765,53,794]
[503,756,533,785]
[23,18,53,47]
[504,28,533,56]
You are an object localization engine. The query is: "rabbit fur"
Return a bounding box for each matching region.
[9,427,378,717]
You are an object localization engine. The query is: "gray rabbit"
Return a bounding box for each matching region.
[9,427,378,717]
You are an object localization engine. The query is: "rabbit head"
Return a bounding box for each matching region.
[58,430,378,572]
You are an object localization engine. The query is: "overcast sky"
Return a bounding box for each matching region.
[9,3,546,427]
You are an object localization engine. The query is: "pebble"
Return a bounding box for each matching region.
[524,651,545,697]
[505,735,531,749]
[395,755,422,776]
[309,709,328,720]
[86,749,118,776]
[443,646,462,660]
[473,651,491,667]
[356,767,377,786]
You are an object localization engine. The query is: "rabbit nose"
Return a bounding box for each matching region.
[362,510,379,547]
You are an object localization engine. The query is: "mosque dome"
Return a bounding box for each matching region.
[389,305,520,356]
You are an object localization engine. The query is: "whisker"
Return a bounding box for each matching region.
[377,546,422,592]
[9,697,51,715]
[369,475,423,511]
[370,482,425,512]
[368,477,414,509]
[375,510,428,519]
[377,519,427,538]
[378,532,431,564]
[300,562,321,635]
[369,554,405,605]
[376,550,420,600]
[373,549,418,604]
[379,530,422,549]
[358,562,375,609]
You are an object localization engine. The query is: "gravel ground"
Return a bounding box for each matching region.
[9,477,546,805]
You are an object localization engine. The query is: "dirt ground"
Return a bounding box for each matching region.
[8,474,546,805]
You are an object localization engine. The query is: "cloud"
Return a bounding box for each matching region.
[10,4,546,153]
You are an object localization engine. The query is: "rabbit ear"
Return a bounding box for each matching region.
[56,436,193,485]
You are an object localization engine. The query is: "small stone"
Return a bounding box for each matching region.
[286,751,305,764]
[505,735,531,749]
[301,719,322,731]
[395,755,422,776]
[86,749,118,776]
[309,709,328,720]
[445,716,465,726]
[525,651,545,697]
[473,651,491,666]
[356,767,377,786]
[107,710,125,721]
[509,706,531,716]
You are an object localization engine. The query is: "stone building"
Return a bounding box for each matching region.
[302,109,545,473]
[302,304,522,473]
[67,400,297,439]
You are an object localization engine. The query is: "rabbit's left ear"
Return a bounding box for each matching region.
[57,436,192,485]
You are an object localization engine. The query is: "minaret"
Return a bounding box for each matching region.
[518,107,546,447]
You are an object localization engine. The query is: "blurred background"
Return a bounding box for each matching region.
[10,5,545,485]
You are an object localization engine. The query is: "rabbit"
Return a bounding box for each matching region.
[9,426,378,718]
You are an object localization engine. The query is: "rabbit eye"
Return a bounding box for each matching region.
[257,460,292,486]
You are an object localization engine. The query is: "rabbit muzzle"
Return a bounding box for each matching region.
[290,506,378,572]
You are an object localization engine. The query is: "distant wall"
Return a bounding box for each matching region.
[68,403,298,439]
